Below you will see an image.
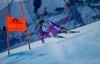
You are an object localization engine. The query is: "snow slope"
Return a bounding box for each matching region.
[0,20,100,64]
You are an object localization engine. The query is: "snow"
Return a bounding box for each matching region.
[0,21,100,64]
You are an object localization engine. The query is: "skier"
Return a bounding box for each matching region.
[38,18,79,43]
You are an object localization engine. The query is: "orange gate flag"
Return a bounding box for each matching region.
[6,16,27,31]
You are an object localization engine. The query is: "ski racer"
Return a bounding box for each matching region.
[38,18,79,43]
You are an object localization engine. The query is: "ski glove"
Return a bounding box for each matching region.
[60,26,66,30]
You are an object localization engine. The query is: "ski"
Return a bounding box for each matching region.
[55,35,66,38]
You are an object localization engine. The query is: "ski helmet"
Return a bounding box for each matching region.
[37,18,44,25]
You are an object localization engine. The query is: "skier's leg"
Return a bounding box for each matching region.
[58,30,67,34]
[54,30,66,38]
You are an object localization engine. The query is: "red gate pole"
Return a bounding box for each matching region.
[6,30,10,55]
[20,0,31,50]
[4,7,10,55]
[25,30,31,50]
